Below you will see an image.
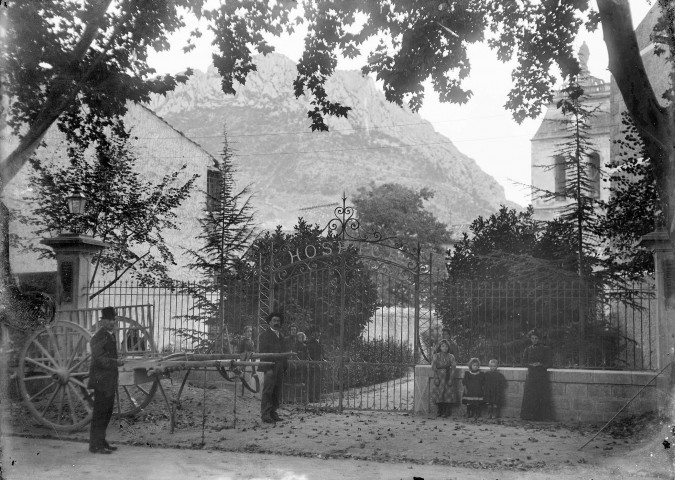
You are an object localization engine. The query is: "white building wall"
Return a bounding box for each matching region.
[4,103,217,281]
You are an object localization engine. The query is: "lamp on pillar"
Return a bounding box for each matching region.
[66,188,87,215]
[41,188,109,313]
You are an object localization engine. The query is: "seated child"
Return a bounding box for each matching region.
[462,357,485,419]
[484,359,507,419]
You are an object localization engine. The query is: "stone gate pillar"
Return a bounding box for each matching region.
[639,228,675,412]
[41,233,109,311]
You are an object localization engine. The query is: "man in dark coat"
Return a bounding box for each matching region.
[88,307,124,453]
[258,312,286,423]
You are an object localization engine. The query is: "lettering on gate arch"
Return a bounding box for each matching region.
[285,239,413,268]
[288,241,351,264]
[282,195,421,268]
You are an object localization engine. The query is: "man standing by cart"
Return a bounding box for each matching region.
[258,312,286,423]
[88,306,124,453]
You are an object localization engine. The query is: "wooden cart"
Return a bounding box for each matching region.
[15,305,270,432]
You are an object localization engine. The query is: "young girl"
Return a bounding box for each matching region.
[431,339,457,418]
[483,359,507,419]
[462,358,485,419]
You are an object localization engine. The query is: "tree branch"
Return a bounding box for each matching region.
[0,0,129,189]
[88,250,150,300]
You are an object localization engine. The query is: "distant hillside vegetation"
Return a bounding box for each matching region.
[148,53,514,230]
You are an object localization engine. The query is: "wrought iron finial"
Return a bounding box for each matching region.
[326,194,359,240]
[321,195,417,257]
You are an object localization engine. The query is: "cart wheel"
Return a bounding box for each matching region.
[113,317,158,416]
[18,321,93,431]
[115,380,159,417]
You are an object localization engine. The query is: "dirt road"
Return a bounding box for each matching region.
[2,435,673,480]
[5,381,675,479]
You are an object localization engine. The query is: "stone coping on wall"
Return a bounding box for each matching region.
[414,364,660,422]
[415,365,658,383]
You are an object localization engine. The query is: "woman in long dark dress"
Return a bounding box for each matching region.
[520,329,553,421]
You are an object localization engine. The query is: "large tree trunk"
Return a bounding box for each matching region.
[0,118,58,189]
[597,0,675,250]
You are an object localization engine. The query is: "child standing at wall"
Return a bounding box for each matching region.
[431,339,457,418]
[462,358,485,419]
[483,359,507,419]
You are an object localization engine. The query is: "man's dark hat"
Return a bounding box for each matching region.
[265,312,284,325]
[101,307,117,320]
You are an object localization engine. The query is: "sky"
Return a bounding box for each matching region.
[147,1,654,208]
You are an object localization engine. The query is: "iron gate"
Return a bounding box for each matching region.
[253,197,438,412]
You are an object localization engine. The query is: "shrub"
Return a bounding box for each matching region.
[323,337,414,391]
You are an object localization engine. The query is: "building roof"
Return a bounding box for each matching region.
[530,44,611,142]
[137,103,217,163]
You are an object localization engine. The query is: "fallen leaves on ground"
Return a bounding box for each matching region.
[6,381,661,473]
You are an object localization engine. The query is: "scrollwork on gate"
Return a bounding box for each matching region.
[250,194,433,280]
[326,194,420,259]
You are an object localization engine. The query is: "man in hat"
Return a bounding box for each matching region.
[88,306,124,453]
[258,312,286,423]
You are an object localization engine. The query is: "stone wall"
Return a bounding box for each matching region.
[414,365,661,422]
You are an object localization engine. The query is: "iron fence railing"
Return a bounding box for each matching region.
[88,280,259,355]
[89,278,656,371]
[429,280,655,370]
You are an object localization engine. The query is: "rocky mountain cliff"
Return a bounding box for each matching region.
[147,53,511,231]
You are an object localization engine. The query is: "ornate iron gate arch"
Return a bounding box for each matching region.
[254,195,438,411]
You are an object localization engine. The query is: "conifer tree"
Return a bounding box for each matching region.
[532,77,627,364]
[533,78,605,285]
[177,131,256,353]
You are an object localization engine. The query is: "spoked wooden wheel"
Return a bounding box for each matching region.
[113,317,158,416]
[18,321,93,431]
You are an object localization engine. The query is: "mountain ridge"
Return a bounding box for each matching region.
[147,53,516,230]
